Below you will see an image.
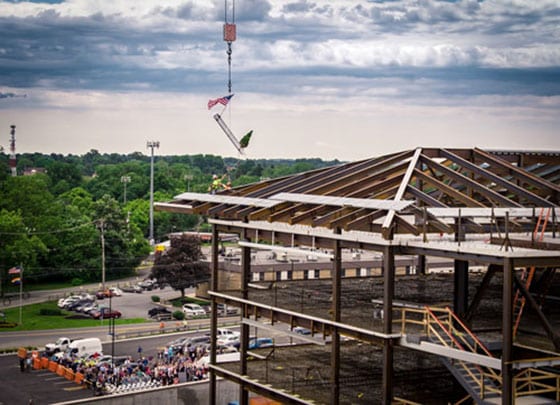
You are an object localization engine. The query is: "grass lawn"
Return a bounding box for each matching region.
[0,301,146,332]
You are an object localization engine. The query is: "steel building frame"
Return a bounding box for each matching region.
[156,148,560,405]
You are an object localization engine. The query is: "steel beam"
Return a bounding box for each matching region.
[440,149,554,207]
[209,224,219,405]
[502,258,514,405]
[382,245,395,404]
[331,233,342,405]
[240,227,251,405]
[513,274,560,351]
[453,260,469,319]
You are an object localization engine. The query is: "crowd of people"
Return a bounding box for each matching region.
[49,340,211,395]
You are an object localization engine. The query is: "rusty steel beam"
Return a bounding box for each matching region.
[414,169,486,207]
[440,148,555,207]
[419,155,518,207]
[473,147,560,202]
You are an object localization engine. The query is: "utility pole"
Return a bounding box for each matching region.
[98,220,106,291]
[146,141,159,245]
[9,125,16,177]
[184,174,193,192]
[120,175,131,204]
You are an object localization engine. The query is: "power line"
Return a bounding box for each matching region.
[0,221,96,236]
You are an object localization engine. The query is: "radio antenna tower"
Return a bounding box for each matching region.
[223,0,236,94]
[9,125,16,177]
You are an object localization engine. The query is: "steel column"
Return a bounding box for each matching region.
[331,234,342,405]
[239,227,251,405]
[209,225,219,405]
[513,274,560,351]
[453,260,469,319]
[382,245,395,404]
[502,258,514,405]
[465,264,499,323]
[417,254,426,275]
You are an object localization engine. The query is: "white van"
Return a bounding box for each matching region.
[54,338,102,360]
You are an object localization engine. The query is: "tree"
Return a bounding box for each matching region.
[0,209,48,294]
[151,234,210,297]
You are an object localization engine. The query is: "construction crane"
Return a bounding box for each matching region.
[209,0,253,156]
[223,0,236,94]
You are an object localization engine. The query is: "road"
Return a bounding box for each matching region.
[0,328,227,405]
[0,280,199,351]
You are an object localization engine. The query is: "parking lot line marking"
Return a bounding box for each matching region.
[54,381,75,385]
[45,376,64,381]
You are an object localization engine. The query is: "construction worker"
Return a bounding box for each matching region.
[209,174,228,194]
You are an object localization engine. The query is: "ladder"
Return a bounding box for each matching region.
[513,207,551,337]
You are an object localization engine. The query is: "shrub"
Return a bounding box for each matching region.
[39,308,62,316]
[151,295,160,303]
[172,311,185,320]
[71,278,83,286]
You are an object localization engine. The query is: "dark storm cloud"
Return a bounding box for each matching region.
[0,91,26,99]
[0,0,558,102]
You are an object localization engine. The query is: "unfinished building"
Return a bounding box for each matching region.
[156,148,560,405]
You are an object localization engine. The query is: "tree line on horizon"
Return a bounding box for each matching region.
[0,149,340,293]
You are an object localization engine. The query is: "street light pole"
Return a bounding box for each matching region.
[184,174,193,192]
[146,141,159,245]
[98,220,106,292]
[120,175,131,204]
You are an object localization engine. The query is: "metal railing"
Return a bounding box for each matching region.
[395,305,560,401]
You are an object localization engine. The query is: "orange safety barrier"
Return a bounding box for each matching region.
[17,347,27,359]
[48,361,58,372]
[40,357,49,369]
[65,368,75,381]
[74,372,84,385]
[33,358,41,370]
[56,364,66,376]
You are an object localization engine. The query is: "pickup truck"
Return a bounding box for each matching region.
[45,337,74,354]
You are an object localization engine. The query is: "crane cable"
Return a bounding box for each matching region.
[224,0,236,94]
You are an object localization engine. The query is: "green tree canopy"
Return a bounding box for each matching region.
[151,234,210,297]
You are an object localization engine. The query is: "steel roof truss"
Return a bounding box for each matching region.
[440,149,554,207]
[474,148,560,198]
[420,154,519,207]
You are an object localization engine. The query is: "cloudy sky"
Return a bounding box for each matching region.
[0,0,559,160]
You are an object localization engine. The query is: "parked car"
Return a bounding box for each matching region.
[249,337,274,350]
[294,326,312,335]
[90,307,122,319]
[82,303,99,315]
[183,335,211,353]
[217,334,240,347]
[182,303,206,318]
[217,304,240,316]
[168,336,190,353]
[121,284,143,293]
[68,298,94,311]
[108,287,123,297]
[214,328,240,338]
[58,295,81,309]
[148,307,172,318]
[138,279,157,290]
[95,290,110,299]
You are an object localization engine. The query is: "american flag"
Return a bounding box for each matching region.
[207,94,234,110]
[8,266,21,275]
